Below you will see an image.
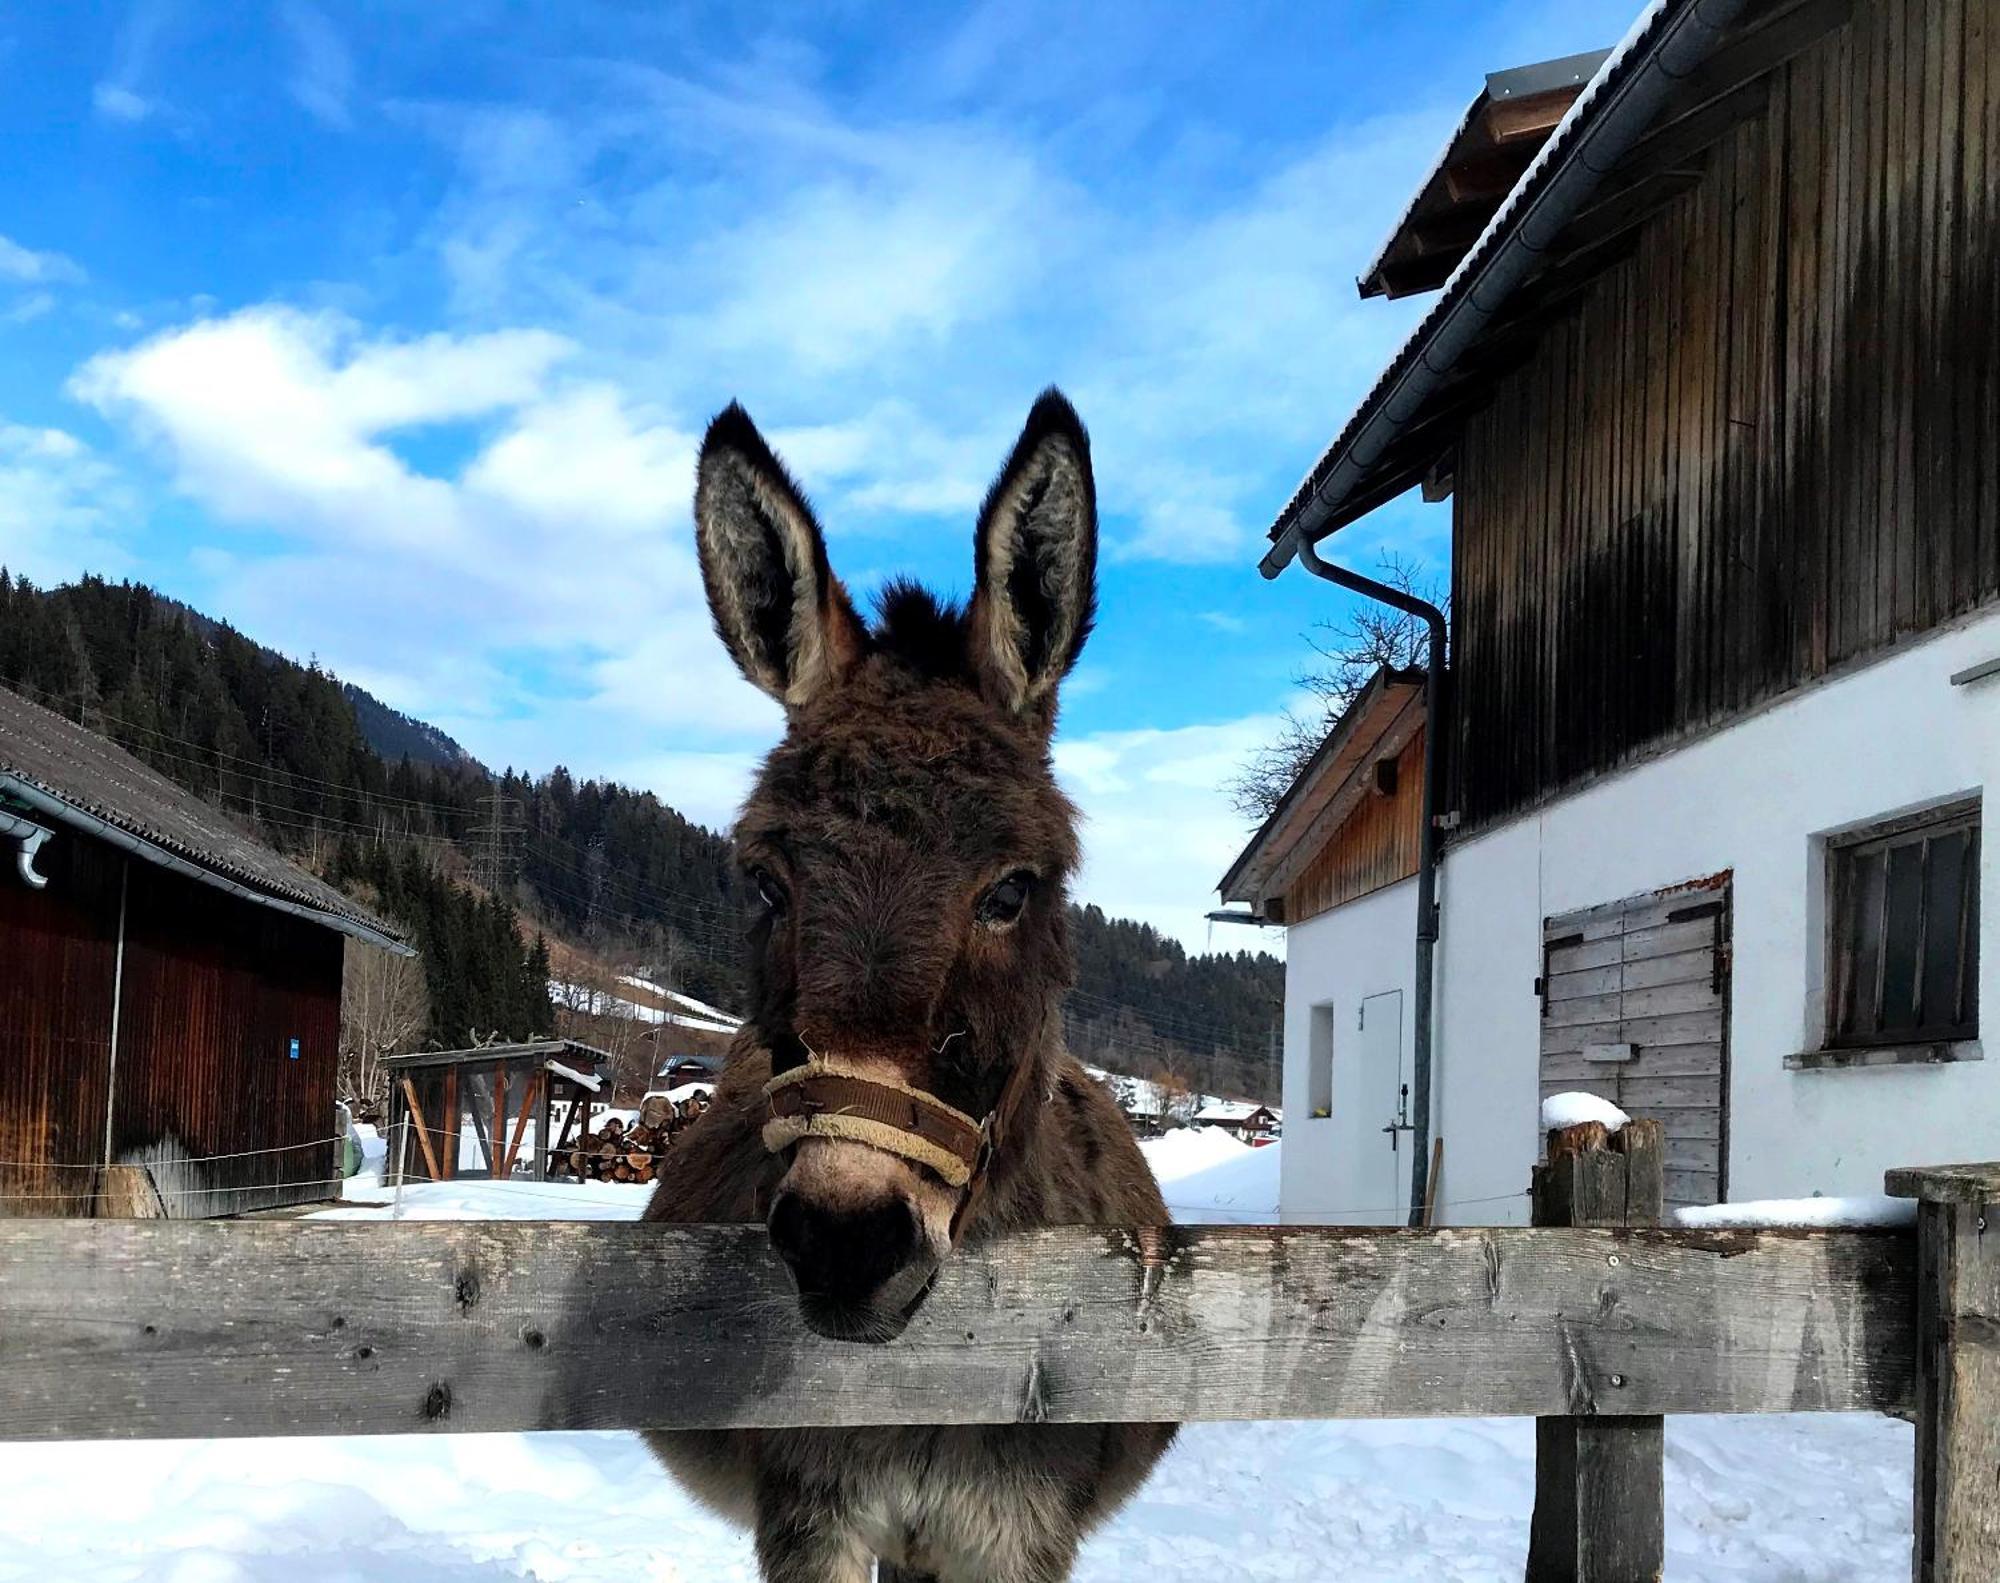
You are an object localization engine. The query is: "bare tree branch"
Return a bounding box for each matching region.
[1226,553,1447,821]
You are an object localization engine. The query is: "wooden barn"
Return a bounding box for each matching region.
[0,687,409,1217]
[1235,0,2000,1224]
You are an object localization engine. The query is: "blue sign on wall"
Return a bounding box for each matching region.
[288,1037,300,1061]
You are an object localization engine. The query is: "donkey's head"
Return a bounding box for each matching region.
[696,391,1095,1341]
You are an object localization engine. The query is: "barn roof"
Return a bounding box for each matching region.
[1263,0,1850,570]
[0,685,408,952]
[1356,48,1608,302]
[1218,665,1426,915]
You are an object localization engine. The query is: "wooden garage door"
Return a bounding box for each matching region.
[1540,878,1732,1209]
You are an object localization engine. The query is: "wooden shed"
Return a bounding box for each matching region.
[384,1039,611,1184]
[0,687,409,1217]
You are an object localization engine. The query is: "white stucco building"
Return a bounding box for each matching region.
[1222,0,1999,1227]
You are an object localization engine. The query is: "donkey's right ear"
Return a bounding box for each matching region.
[695,403,865,709]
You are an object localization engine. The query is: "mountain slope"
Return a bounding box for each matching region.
[0,571,1281,1099]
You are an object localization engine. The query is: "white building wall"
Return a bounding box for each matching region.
[1280,876,1416,1224]
[1280,605,2000,1227]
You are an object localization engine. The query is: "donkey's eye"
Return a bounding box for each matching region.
[977,870,1035,928]
[748,866,789,916]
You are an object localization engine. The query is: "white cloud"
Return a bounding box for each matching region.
[92,82,154,123]
[398,62,1442,572]
[0,422,137,586]
[280,1,354,128]
[1055,714,1282,953]
[70,305,770,778]
[0,235,84,286]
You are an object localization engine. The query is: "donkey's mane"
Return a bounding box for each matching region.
[868,578,974,683]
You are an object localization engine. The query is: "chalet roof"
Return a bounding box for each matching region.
[0,685,408,952]
[1357,49,1608,301]
[1264,0,1848,566]
[1218,666,1425,913]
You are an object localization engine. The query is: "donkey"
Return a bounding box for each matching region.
[643,391,1176,1582]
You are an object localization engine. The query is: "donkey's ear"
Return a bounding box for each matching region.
[695,403,865,709]
[967,389,1097,722]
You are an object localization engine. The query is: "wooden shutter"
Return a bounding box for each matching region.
[1540,880,1732,1208]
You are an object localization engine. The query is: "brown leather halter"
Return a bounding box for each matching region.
[761,1048,1043,1244]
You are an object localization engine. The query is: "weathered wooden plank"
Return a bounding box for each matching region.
[1543,1008,1725,1057]
[1547,979,1722,1029]
[1911,1197,2000,1581]
[1889,1162,2000,1205]
[1528,1123,1666,1583]
[0,1220,1917,1443]
[1541,1043,1725,1084]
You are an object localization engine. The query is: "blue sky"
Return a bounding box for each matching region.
[0,0,1637,948]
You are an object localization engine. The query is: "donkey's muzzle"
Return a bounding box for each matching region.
[769,1191,925,1330]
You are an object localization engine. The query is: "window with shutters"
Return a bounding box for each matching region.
[1827,801,1980,1048]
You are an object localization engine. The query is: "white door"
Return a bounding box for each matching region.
[1357,990,1408,1218]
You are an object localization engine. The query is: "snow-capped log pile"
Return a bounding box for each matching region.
[550,1089,713,1184]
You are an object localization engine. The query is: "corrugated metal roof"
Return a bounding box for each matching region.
[0,685,406,946]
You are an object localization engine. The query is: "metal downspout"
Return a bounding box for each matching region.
[1296,535,1447,1228]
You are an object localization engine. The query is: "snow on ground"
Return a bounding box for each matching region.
[1141,1128,1285,1225]
[0,1128,1917,1580]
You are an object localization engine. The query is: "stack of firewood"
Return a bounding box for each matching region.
[554,1091,712,1184]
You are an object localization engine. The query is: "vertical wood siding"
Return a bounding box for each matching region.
[113,862,341,1216]
[0,836,118,1217]
[1452,0,2000,831]
[1284,732,1426,925]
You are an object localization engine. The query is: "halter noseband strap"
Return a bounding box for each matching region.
[760,1048,1044,1242]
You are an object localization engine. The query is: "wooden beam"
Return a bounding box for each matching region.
[1443,150,1532,206]
[1527,1122,1666,1583]
[1484,87,1579,147]
[0,1219,1915,1443]
[399,1076,443,1184]
[500,1072,539,1179]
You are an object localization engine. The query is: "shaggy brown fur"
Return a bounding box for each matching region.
[644,391,1175,1582]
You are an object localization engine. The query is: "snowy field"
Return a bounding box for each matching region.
[0,1128,1914,1581]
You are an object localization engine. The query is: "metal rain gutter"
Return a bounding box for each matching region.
[0,774,414,956]
[1261,0,1753,579]
[1295,536,1447,1229]
[0,809,52,888]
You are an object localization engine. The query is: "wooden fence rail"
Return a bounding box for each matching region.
[0,1217,1914,1441]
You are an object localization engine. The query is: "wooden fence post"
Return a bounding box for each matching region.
[1526,1118,1666,1583]
[1886,1163,2000,1582]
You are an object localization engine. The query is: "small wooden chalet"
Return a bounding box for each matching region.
[1235,0,2000,1224]
[385,1039,611,1183]
[0,687,409,1217]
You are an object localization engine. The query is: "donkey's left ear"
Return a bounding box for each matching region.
[967,388,1097,723]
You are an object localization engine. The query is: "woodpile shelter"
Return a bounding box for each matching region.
[385,1039,611,1183]
[0,687,410,1217]
[1237,0,2000,1226]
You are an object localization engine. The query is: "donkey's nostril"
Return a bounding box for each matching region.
[768,1192,920,1308]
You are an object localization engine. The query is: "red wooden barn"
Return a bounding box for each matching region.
[0,687,409,1217]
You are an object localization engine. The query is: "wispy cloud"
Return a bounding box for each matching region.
[93,0,175,125]
[0,235,84,286]
[397,59,1439,566]
[280,1,354,129]
[0,422,138,586]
